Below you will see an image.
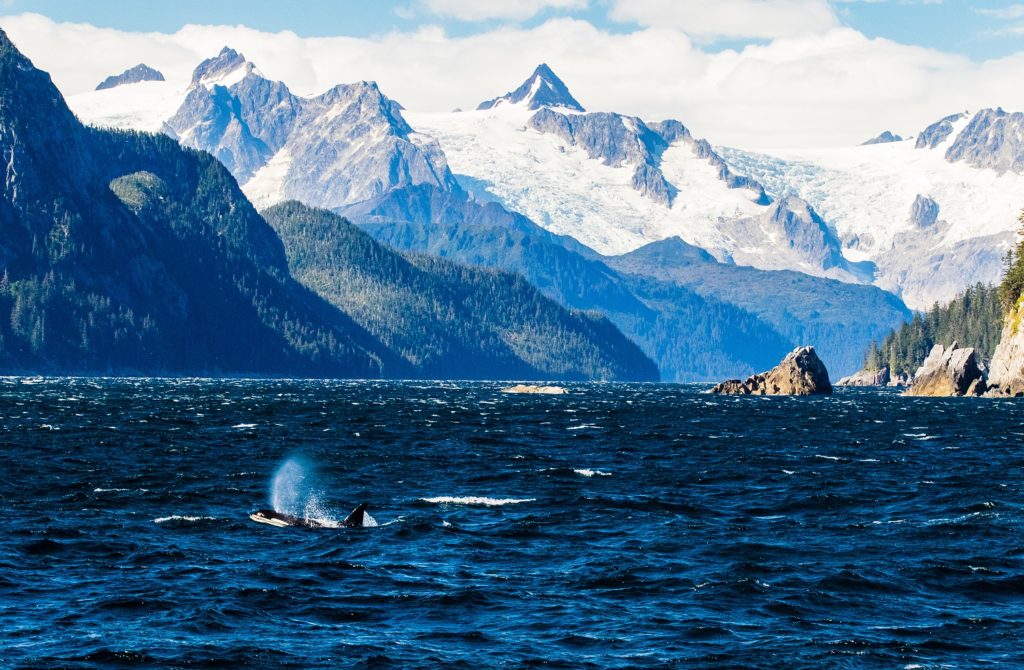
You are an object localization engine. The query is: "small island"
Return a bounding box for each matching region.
[711,346,832,396]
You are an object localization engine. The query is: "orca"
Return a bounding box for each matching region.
[249,503,369,529]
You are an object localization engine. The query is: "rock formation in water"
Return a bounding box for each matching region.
[500,385,568,395]
[711,346,833,396]
[984,304,1024,397]
[888,373,913,388]
[837,367,890,387]
[905,342,987,397]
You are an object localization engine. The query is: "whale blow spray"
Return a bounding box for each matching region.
[270,457,335,523]
[270,457,308,517]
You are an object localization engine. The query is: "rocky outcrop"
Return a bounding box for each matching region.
[909,195,939,228]
[501,385,568,395]
[915,112,967,150]
[984,303,1024,397]
[905,342,987,397]
[711,346,832,396]
[837,367,890,387]
[888,373,912,388]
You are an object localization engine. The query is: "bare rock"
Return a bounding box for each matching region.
[837,367,890,387]
[711,346,832,396]
[905,342,987,397]
[985,303,1024,397]
[887,373,912,388]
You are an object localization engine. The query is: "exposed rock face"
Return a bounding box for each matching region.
[915,112,967,150]
[165,48,457,207]
[837,367,890,387]
[905,343,987,397]
[191,47,252,87]
[526,107,771,208]
[477,63,584,112]
[888,373,912,388]
[945,108,1024,174]
[985,304,1024,397]
[862,131,903,146]
[95,64,164,90]
[711,347,833,396]
[909,194,939,228]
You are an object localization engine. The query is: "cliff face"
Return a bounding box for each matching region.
[986,300,1024,397]
[905,343,986,397]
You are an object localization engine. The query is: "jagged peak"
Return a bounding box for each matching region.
[310,80,413,134]
[861,131,903,146]
[190,46,258,89]
[915,111,969,150]
[96,64,165,91]
[477,63,584,112]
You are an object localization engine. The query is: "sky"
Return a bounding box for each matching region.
[1,1,1023,147]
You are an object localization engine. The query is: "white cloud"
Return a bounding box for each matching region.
[2,12,1024,148]
[976,4,1024,20]
[608,0,838,39]
[421,0,588,22]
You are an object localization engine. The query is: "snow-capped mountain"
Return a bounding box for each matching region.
[71,48,457,210]
[95,63,164,91]
[721,108,1024,308]
[406,66,869,283]
[164,48,457,209]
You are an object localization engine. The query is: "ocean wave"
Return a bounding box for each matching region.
[574,469,612,477]
[420,496,535,506]
[153,515,216,524]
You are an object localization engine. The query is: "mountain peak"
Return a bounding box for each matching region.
[861,131,903,146]
[96,64,165,91]
[190,46,256,89]
[477,63,584,112]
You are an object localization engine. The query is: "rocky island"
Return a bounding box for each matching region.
[711,346,832,396]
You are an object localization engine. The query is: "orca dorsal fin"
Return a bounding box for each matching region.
[342,503,368,527]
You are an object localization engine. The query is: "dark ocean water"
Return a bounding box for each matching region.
[3,378,1024,669]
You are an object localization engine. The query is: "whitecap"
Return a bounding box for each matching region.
[153,515,215,523]
[232,423,258,429]
[573,469,612,477]
[814,454,843,461]
[420,496,535,506]
[566,424,602,431]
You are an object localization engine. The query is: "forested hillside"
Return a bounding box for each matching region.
[263,201,658,381]
[863,283,1003,376]
[0,29,397,376]
[999,211,1024,310]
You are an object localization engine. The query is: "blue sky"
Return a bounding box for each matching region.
[1,0,1022,61]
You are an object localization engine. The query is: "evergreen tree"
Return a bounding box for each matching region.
[864,283,1003,375]
[999,209,1024,310]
